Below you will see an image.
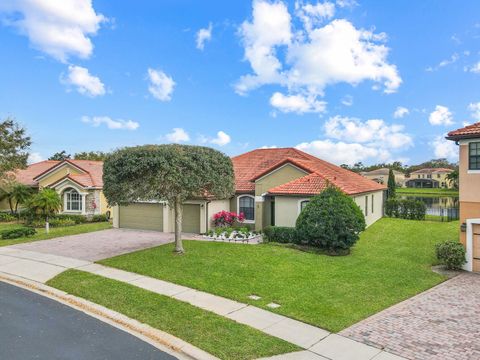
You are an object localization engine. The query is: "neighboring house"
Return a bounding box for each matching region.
[446,122,480,272]
[361,168,406,187]
[0,160,108,216]
[113,148,386,233]
[405,168,454,188]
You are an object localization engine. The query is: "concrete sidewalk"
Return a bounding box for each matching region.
[0,247,405,360]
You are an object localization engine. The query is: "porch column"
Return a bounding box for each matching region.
[81,194,86,215]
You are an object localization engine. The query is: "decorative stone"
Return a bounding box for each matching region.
[267,302,281,309]
[248,294,261,300]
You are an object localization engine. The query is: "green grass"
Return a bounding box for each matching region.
[396,187,459,196]
[100,218,458,332]
[48,270,298,360]
[0,222,112,247]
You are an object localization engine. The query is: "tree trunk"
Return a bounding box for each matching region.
[8,198,14,215]
[45,215,50,234]
[174,196,184,254]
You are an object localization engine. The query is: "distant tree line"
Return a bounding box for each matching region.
[48,150,109,161]
[340,158,458,175]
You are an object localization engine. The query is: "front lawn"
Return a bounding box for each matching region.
[0,222,112,247]
[48,270,298,360]
[396,187,459,196]
[100,218,458,332]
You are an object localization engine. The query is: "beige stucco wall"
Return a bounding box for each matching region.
[0,198,10,212]
[37,164,83,189]
[459,141,480,203]
[275,196,309,227]
[255,164,308,196]
[207,199,231,230]
[99,191,110,214]
[353,190,384,227]
[274,190,384,229]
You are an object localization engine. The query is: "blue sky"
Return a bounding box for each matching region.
[1,0,479,166]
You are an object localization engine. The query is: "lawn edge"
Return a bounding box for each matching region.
[0,272,217,360]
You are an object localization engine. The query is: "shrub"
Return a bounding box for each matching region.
[0,212,16,222]
[212,211,245,227]
[385,198,426,220]
[54,214,88,224]
[1,227,36,240]
[90,214,109,222]
[263,226,298,244]
[435,240,466,270]
[296,187,366,254]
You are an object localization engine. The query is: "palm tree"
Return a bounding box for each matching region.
[0,182,33,214]
[446,169,459,189]
[29,189,62,233]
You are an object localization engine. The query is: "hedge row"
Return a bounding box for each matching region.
[1,227,36,240]
[385,198,426,220]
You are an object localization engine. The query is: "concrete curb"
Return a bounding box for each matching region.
[0,272,219,360]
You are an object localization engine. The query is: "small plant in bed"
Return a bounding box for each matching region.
[1,226,36,240]
[435,240,466,270]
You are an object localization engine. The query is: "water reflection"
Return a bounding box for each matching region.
[400,195,459,217]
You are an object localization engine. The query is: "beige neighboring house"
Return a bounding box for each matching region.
[447,122,480,272]
[0,160,109,216]
[405,168,454,188]
[361,168,406,187]
[113,148,386,233]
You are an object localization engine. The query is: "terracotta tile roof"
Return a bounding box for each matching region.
[410,168,453,174]
[268,173,328,195]
[13,160,103,188]
[232,148,386,196]
[446,122,480,140]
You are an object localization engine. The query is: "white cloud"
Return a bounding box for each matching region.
[430,135,458,161]
[466,61,480,74]
[336,0,357,8]
[196,22,212,50]
[324,115,413,149]
[62,65,105,97]
[393,106,409,119]
[468,102,480,121]
[236,0,292,95]
[210,131,231,146]
[81,116,139,130]
[270,92,326,113]
[0,0,106,62]
[296,139,390,166]
[261,145,278,149]
[165,128,190,143]
[28,152,43,164]
[295,1,335,32]
[147,68,175,101]
[429,105,454,126]
[341,95,353,106]
[426,53,459,72]
[236,1,401,113]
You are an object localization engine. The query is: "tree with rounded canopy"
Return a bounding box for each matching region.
[103,144,235,253]
[296,186,366,255]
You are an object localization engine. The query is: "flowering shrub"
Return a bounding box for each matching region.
[212,211,245,227]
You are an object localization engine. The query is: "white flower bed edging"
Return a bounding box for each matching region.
[202,230,262,243]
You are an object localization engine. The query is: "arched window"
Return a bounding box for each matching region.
[65,189,82,211]
[238,195,254,221]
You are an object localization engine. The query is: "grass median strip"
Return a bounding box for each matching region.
[47,270,299,360]
[0,222,112,247]
[99,218,457,332]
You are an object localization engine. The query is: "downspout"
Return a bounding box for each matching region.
[205,200,211,233]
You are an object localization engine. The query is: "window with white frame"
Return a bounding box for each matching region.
[238,195,254,221]
[65,189,82,211]
[469,142,480,170]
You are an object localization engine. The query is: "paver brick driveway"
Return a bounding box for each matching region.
[341,273,480,360]
[9,229,180,261]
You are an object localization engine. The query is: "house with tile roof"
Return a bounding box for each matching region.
[446,122,480,272]
[0,159,109,216]
[405,168,454,189]
[361,168,406,187]
[113,148,387,233]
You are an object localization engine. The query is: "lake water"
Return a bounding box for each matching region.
[400,195,459,218]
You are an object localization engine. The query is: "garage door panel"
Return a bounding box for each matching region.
[183,204,200,233]
[119,203,163,231]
